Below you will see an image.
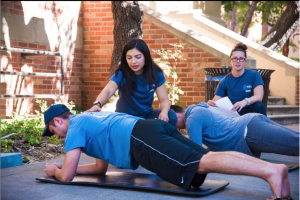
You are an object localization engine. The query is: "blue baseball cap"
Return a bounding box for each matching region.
[42,104,70,137]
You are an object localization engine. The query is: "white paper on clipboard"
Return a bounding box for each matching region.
[214,97,240,117]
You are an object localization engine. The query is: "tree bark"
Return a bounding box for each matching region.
[240,1,258,36]
[231,2,237,31]
[260,1,299,52]
[282,38,289,57]
[110,1,143,75]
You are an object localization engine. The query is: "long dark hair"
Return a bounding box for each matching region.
[114,39,162,96]
[230,42,248,58]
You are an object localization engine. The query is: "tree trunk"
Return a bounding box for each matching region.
[240,1,258,36]
[110,1,143,75]
[282,38,290,57]
[260,1,299,52]
[231,1,237,31]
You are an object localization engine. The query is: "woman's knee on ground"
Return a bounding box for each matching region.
[168,109,178,126]
[250,101,266,115]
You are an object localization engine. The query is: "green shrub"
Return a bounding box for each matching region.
[153,43,185,105]
[48,135,61,145]
[1,99,83,152]
[1,115,44,150]
[1,139,15,153]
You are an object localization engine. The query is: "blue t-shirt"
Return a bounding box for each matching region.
[110,71,166,118]
[64,111,143,169]
[215,69,264,107]
[184,102,258,156]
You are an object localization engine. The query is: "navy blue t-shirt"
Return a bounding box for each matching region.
[215,69,264,107]
[110,71,165,118]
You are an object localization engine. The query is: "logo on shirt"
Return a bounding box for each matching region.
[243,85,252,92]
[85,112,108,118]
[147,84,156,93]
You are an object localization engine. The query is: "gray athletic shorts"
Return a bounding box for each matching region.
[130,119,209,189]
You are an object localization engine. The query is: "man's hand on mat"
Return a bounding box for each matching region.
[45,163,59,177]
[85,105,102,113]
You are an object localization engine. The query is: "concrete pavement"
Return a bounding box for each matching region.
[1,124,299,200]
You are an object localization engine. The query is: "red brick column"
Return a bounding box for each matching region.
[296,76,299,105]
[81,1,113,109]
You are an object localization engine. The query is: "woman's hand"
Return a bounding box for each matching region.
[158,111,169,122]
[207,100,217,107]
[232,100,248,112]
[85,105,102,113]
[207,95,222,107]
[84,81,119,113]
[155,84,170,123]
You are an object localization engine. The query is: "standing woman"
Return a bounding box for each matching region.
[86,39,178,126]
[207,43,266,116]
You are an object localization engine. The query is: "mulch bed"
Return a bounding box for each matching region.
[12,137,66,164]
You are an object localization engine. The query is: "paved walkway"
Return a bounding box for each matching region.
[1,124,299,200]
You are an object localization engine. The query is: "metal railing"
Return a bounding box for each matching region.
[0,46,64,102]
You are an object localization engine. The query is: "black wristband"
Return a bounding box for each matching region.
[93,101,102,108]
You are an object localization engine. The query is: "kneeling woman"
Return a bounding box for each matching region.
[86,39,177,126]
[207,43,266,115]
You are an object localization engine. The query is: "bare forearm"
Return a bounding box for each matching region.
[249,94,263,104]
[251,85,264,103]
[76,163,107,175]
[212,95,222,102]
[54,168,73,182]
[160,100,170,114]
[94,89,111,107]
[92,81,118,108]
[45,148,81,182]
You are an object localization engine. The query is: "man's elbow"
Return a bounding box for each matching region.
[60,174,74,182]
[98,166,108,174]
[99,170,107,175]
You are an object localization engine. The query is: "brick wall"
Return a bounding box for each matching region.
[81,1,113,110]
[1,1,24,16]
[1,45,60,117]
[1,1,84,117]
[296,76,299,106]
[82,1,221,109]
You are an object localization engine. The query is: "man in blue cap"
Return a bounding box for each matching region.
[42,104,292,199]
[42,104,71,137]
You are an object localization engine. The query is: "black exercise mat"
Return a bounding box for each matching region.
[262,159,299,172]
[36,171,229,196]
